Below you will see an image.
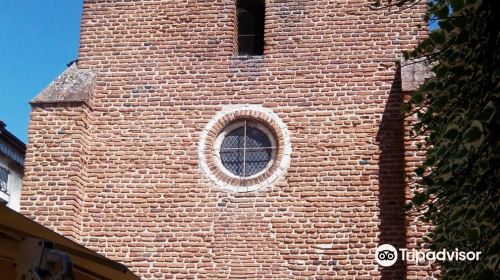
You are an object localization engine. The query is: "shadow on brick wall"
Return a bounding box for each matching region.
[376,67,407,280]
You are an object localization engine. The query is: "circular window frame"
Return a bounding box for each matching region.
[213,120,277,180]
[199,105,291,193]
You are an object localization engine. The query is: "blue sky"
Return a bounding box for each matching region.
[0,1,82,143]
[0,2,435,144]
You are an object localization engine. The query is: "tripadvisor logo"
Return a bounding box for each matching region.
[375,244,482,267]
[375,244,398,267]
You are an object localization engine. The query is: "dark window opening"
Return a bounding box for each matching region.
[237,0,265,56]
[0,166,9,194]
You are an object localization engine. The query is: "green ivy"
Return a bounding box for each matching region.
[400,0,500,279]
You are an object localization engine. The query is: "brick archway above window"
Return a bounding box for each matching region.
[199,105,291,192]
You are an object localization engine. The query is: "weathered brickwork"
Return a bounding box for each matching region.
[22,103,91,241]
[21,0,435,279]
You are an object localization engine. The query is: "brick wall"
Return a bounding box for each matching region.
[21,0,434,278]
[22,103,91,240]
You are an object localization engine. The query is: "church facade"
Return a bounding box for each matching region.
[21,0,433,279]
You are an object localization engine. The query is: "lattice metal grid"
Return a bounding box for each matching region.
[219,121,275,177]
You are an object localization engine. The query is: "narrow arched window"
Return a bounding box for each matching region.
[237,0,265,56]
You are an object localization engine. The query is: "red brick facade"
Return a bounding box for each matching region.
[21,0,434,279]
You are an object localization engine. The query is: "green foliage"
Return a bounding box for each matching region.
[402,0,500,278]
[372,0,500,277]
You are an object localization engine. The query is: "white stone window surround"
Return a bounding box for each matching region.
[199,105,292,193]
[213,120,277,180]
